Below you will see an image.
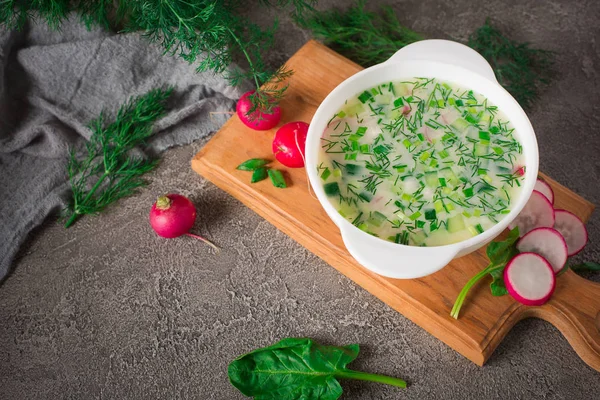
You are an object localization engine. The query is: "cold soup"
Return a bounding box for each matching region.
[318,77,525,246]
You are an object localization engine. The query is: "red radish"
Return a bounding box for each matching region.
[516,228,567,274]
[553,209,588,256]
[509,190,555,236]
[534,179,554,204]
[272,121,309,168]
[504,252,556,306]
[236,91,281,131]
[515,166,525,176]
[150,194,219,251]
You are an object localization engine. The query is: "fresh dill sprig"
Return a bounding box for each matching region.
[295,0,423,67]
[64,88,173,228]
[467,19,555,109]
[0,0,317,115]
[297,3,554,109]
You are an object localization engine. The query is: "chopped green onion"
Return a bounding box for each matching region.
[409,211,422,221]
[358,91,372,103]
[373,145,389,154]
[324,182,340,196]
[425,209,437,220]
[358,191,373,202]
[320,167,331,181]
[345,164,361,175]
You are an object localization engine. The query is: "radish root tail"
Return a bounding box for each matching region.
[294,130,318,201]
[185,232,220,253]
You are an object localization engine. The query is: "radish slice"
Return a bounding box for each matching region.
[534,179,554,205]
[553,209,588,256]
[516,228,567,274]
[508,190,555,236]
[504,253,556,306]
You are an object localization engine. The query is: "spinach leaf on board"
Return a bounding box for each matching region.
[489,269,509,297]
[450,227,520,318]
[228,338,406,400]
[570,262,600,272]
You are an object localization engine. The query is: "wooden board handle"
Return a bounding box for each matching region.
[529,270,600,371]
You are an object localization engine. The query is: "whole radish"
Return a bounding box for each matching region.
[150,194,219,251]
[272,121,309,168]
[236,91,281,131]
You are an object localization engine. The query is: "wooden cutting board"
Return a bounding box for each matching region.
[191,40,600,371]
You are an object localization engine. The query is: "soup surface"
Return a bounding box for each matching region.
[318,77,525,246]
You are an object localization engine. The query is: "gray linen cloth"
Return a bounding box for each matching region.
[0,17,247,281]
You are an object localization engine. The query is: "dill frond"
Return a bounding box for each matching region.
[468,19,555,109]
[295,0,423,67]
[64,88,173,228]
[0,0,318,115]
[298,3,554,109]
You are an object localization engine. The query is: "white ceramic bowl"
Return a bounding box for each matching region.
[306,40,539,279]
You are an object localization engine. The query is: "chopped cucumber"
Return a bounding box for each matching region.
[451,117,469,131]
[425,171,438,187]
[474,143,489,156]
[368,211,387,227]
[447,214,465,233]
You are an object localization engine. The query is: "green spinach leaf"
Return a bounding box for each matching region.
[228,338,406,399]
[450,227,519,318]
[489,269,509,296]
[570,262,600,272]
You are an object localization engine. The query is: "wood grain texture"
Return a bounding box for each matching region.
[191,40,600,370]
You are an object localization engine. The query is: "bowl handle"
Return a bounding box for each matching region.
[385,39,498,83]
[340,226,460,279]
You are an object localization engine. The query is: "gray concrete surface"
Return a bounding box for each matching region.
[1,0,600,399]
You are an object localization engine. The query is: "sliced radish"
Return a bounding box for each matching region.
[534,179,554,205]
[508,190,555,236]
[553,209,588,256]
[516,228,567,274]
[504,253,556,306]
[515,166,525,176]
